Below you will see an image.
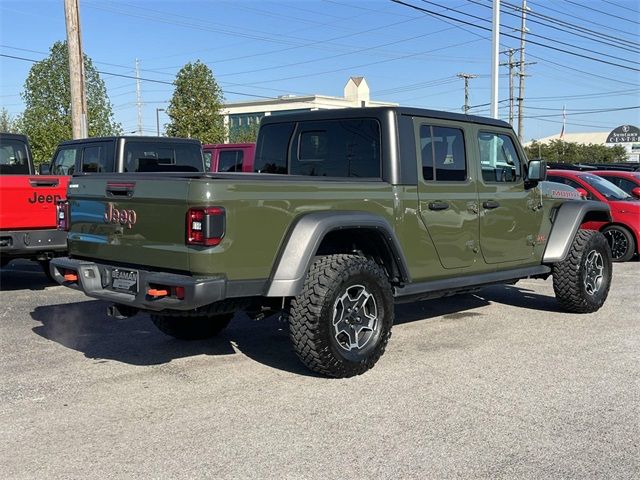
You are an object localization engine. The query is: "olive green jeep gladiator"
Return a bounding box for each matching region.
[52,107,612,377]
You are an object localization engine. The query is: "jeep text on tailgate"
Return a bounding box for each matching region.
[52,107,613,377]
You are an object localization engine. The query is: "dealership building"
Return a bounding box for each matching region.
[530,125,640,162]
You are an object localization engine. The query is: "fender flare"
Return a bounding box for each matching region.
[543,200,611,263]
[265,211,410,297]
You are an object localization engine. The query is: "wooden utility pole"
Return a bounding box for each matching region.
[457,73,478,114]
[64,0,88,138]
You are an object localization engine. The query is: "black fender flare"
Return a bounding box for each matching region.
[543,200,611,263]
[265,211,410,297]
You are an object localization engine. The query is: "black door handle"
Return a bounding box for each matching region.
[482,200,500,209]
[428,201,450,211]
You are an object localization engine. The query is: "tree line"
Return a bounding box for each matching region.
[524,139,628,165]
[1,41,254,165]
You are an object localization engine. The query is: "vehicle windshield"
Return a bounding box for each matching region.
[580,174,632,200]
[0,138,30,174]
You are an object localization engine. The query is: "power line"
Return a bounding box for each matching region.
[413,0,638,67]
[562,0,639,25]
[601,0,639,11]
[0,53,275,99]
[524,105,640,119]
[468,0,639,52]
[527,0,638,38]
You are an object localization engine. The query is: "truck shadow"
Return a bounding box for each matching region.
[475,284,565,313]
[0,261,54,291]
[29,284,562,375]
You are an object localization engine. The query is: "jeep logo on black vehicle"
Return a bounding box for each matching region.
[104,203,137,229]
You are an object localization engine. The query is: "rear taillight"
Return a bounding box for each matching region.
[187,207,225,246]
[57,200,70,231]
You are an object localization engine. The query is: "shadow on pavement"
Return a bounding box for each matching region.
[29,299,316,376]
[0,260,54,291]
[29,282,562,375]
[476,284,564,313]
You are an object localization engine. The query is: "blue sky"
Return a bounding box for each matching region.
[1,0,638,141]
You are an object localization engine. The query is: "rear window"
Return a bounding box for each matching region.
[218,150,244,172]
[0,139,30,174]
[123,141,204,172]
[254,118,381,178]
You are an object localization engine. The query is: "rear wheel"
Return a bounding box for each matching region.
[150,313,233,340]
[553,230,612,313]
[288,254,394,378]
[602,225,635,262]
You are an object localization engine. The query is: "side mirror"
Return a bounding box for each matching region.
[39,163,50,175]
[631,186,640,199]
[527,159,547,182]
[576,188,588,199]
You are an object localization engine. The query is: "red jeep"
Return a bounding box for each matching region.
[203,143,255,173]
[0,133,69,275]
[547,169,640,262]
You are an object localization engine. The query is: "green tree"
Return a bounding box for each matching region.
[525,139,627,164]
[0,108,20,133]
[166,61,225,143]
[229,123,259,144]
[20,41,120,165]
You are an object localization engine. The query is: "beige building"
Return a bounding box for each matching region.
[222,77,396,139]
[528,125,640,162]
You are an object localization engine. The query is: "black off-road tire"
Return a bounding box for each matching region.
[150,313,233,340]
[288,254,394,378]
[553,230,612,313]
[602,225,635,262]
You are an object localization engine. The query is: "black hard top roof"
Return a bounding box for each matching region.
[0,132,29,141]
[260,106,512,129]
[58,135,201,146]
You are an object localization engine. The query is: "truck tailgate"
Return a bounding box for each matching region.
[0,175,69,230]
[67,176,192,272]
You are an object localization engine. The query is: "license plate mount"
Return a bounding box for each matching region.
[111,268,139,294]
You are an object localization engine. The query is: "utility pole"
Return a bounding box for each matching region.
[490,0,500,119]
[457,73,478,114]
[64,0,88,138]
[135,59,143,136]
[500,48,516,126]
[517,0,528,141]
[156,108,164,136]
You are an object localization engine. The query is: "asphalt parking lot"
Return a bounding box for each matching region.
[1,260,638,479]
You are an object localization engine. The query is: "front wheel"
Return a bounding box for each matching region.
[602,225,635,262]
[553,230,612,313]
[150,313,233,340]
[288,254,394,378]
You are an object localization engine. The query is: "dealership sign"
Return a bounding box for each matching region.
[606,125,639,144]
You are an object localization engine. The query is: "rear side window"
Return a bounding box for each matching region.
[292,119,380,177]
[478,132,522,183]
[254,118,381,178]
[82,145,113,173]
[218,150,244,172]
[0,139,30,174]
[420,125,467,182]
[124,142,204,172]
[52,147,80,175]
[254,123,294,174]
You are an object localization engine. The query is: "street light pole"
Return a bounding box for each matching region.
[156,108,165,136]
[491,0,500,119]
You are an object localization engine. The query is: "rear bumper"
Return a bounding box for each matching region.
[50,257,229,311]
[0,229,67,258]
